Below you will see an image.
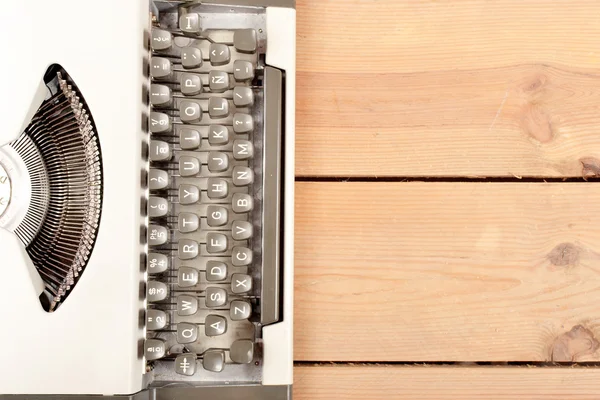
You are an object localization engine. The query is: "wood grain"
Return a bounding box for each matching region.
[295,182,600,361]
[296,0,600,177]
[294,365,600,400]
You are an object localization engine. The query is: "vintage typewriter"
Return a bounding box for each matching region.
[0,1,294,399]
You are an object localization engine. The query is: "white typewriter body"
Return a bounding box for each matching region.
[0,0,294,396]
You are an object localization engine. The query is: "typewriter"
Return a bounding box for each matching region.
[0,1,295,399]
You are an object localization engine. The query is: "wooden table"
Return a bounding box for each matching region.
[293,1,600,398]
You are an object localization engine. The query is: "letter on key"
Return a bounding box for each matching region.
[205,287,227,308]
[179,184,200,205]
[206,233,228,253]
[178,239,199,260]
[178,213,199,233]
[181,73,202,96]
[178,267,199,288]
[231,273,252,294]
[230,300,252,321]
[207,206,228,227]
[232,247,252,267]
[177,295,198,316]
[206,261,227,282]
[177,322,199,344]
[205,315,227,336]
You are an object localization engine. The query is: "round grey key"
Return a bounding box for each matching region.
[151,57,172,79]
[150,84,172,107]
[232,247,252,267]
[209,71,230,93]
[208,97,229,118]
[181,73,203,96]
[206,233,228,254]
[233,86,254,107]
[234,29,257,53]
[205,315,227,337]
[230,340,254,364]
[206,261,227,282]
[232,166,254,186]
[203,350,225,373]
[175,353,197,376]
[232,193,254,213]
[149,197,169,218]
[207,178,228,199]
[230,300,252,321]
[147,281,168,302]
[150,112,171,133]
[209,43,231,65]
[233,140,254,160]
[207,206,228,227]
[178,213,199,233]
[178,239,199,260]
[205,287,227,308]
[231,273,252,294]
[144,339,166,361]
[179,156,200,177]
[149,169,170,190]
[149,225,169,246]
[180,101,202,123]
[180,128,201,150]
[233,60,255,81]
[179,184,199,205]
[233,113,254,133]
[150,140,172,162]
[181,47,202,69]
[232,220,253,240]
[152,29,173,51]
[146,309,168,331]
[208,125,229,145]
[148,253,169,274]
[208,152,229,173]
[180,13,200,34]
[177,295,198,316]
[178,267,199,288]
[177,322,198,344]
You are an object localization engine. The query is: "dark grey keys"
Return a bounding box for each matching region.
[205,287,227,308]
[178,267,199,287]
[232,247,252,267]
[181,73,203,96]
[149,169,169,190]
[203,350,225,373]
[233,140,254,160]
[179,156,200,177]
[232,221,253,240]
[150,140,171,162]
[232,193,254,213]
[180,128,201,150]
[233,113,253,133]
[177,295,198,316]
[151,57,172,79]
[232,166,253,186]
[233,86,254,107]
[233,60,254,81]
[144,339,166,361]
[209,43,231,65]
[207,178,228,199]
[231,273,252,294]
[207,206,228,227]
[206,261,227,282]
[234,29,257,53]
[149,196,169,218]
[149,225,169,246]
[180,13,200,34]
[175,353,197,376]
[180,101,202,123]
[147,281,168,302]
[148,253,169,274]
[177,322,199,344]
[152,29,173,51]
[206,233,228,253]
[205,315,227,336]
[179,184,200,205]
[209,71,229,92]
[178,239,199,260]
[146,309,168,331]
[230,340,254,364]
[208,97,229,118]
[150,112,171,133]
[230,300,252,321]
[208,125,229,145]
[181,47,202,69]
[208,152,229,173]
[150,84,172,107]
[178,213,199,233]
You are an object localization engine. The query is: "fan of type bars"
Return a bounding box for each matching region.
[2,65,103,312]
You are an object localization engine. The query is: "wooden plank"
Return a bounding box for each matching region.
[294,365,600,400]
[296,0,600,177]
[295,182,600,361]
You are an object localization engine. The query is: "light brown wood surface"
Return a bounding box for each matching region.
[296,0,600,177]
[294,365,600,400]
[295,182,600,362]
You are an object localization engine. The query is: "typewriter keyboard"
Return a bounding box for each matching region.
[144,3,282,383]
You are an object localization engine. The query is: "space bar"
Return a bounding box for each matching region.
[261,66,283,326]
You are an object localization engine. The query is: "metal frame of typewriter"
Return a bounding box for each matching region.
[0,0,294,399]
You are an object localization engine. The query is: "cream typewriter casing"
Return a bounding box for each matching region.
[0,0,294,396]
